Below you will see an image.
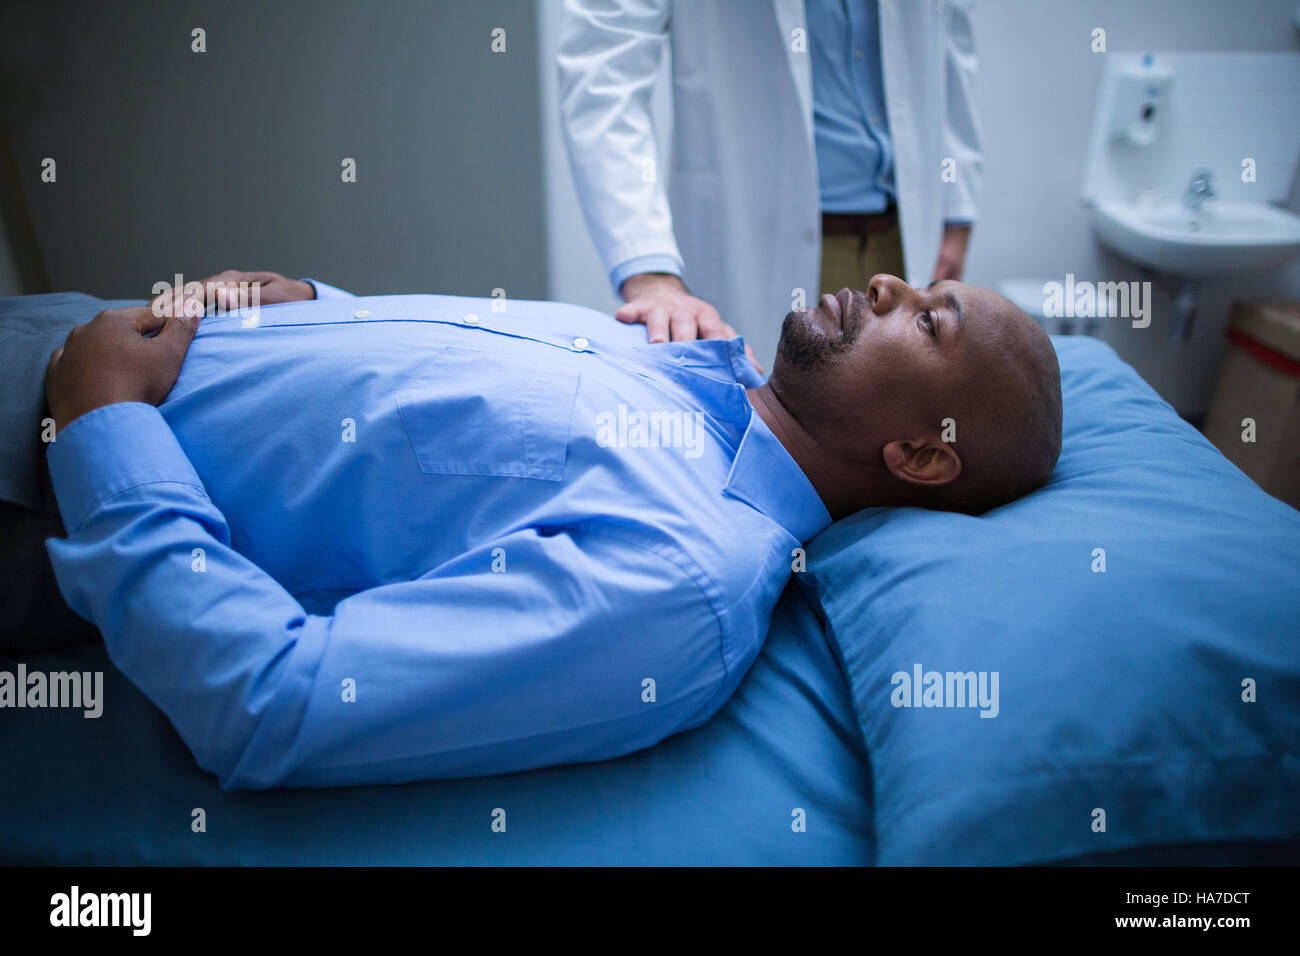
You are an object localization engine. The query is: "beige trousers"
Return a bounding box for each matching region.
[819,222,906,295]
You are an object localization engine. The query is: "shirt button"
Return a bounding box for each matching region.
[354,309,370,319]
[572,336,590,350]
[853,49,864,58]
[462,313,481,326]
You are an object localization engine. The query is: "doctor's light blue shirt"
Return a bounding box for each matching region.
[805,0,895,214]
[43,281,830,789]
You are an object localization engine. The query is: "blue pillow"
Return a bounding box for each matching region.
[805,336,1300,865]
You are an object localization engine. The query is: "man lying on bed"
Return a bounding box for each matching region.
[0,270,1061,789]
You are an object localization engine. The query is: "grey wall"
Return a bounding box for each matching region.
[0,0,546,301]
[0,215,22,298]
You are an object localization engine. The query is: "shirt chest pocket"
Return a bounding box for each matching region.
[396,345,581,481]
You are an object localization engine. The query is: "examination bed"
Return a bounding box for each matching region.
[1,331,1297,865]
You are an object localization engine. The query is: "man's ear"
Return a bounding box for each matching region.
[881,438,962,487]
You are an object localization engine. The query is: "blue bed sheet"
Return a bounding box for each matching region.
[0,582,873,865]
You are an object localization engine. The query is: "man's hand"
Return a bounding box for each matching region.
[45,304,200,433]
[149,270,314,316]
[931,224,972,283]
[616,272,763,372]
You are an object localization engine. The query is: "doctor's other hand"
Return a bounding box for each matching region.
[930,224,972,283]
[45,305,199,433]
[616,273,763,373]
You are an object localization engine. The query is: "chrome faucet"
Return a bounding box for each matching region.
[1183,169,1217,211]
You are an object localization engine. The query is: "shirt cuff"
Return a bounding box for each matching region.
[46,402,206,534]
[609,255,684,298]
[300,278,354,300]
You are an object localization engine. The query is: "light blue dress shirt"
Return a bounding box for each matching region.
[44,281,831,790]
[806,0,894,214]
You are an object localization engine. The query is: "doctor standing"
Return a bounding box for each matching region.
[558,0,985,370]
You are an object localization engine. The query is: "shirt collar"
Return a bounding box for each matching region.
[634,341,754,424]
[723,406,833,543]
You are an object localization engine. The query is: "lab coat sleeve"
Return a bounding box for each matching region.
[941,0,985,224]
[556,0,684,289]
[45,403,729,789]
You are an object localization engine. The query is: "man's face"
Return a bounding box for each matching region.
[769,274,1040,468]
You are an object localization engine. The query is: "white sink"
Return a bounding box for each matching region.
[1090,198,1300,278]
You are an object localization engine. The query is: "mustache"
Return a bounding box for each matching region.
[775,294,865,371]
[840,289,867,338]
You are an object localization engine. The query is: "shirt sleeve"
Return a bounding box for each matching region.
[300,278,354,300]
[940,0,984,224]
[44,403,731,789]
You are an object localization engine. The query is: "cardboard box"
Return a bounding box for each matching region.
[1203,300,1300,510]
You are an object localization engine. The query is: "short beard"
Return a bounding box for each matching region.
[775,309,860,371]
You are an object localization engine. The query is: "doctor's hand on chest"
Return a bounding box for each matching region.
[616,272,764,373]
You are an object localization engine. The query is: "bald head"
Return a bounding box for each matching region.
[751,275,1063,519]
[923,283,1062,513]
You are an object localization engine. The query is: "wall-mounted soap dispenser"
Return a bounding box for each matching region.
[1104,53,1174,147]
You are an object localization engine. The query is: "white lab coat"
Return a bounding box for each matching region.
[558,0,984,368]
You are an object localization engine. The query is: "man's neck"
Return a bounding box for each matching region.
[746,383,859,520]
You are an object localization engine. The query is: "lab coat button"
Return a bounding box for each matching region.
[354,309,370,318]
[572,336,590,350]
[462,313,481,325]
